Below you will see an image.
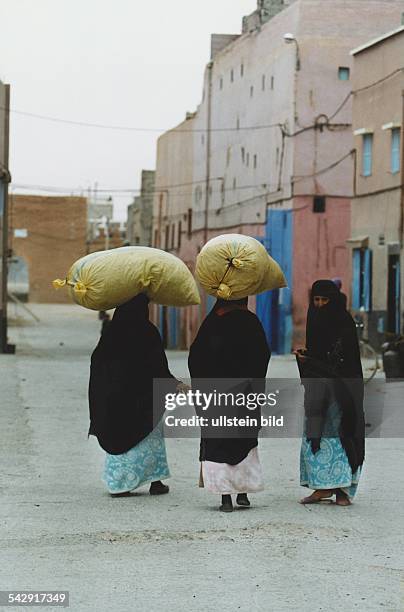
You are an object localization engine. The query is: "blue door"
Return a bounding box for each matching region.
[168,307,178,349]
[206,294,216,314]
[256,209,293,354]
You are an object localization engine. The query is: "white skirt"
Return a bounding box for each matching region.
[200,447,264,494]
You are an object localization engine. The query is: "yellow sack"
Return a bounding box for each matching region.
[195,234,287,300]
[53,246,200,310]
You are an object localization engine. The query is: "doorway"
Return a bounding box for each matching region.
[387,254,401,334]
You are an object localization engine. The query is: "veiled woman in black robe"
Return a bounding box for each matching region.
[89,294,179,496]
[296,280,365,506]
[188,297,271,512]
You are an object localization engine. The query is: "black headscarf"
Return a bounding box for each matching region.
[89,294,177,454]
[188,298,271,465]
[299,280,365,472]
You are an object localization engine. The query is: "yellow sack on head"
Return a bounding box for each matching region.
[53,246,200,310]
[195,234,287,300]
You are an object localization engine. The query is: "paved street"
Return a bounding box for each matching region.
[1,304,403,612]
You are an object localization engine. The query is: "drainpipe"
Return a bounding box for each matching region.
[0,84,14,354]
[400,90,404,248]
[204,62,213,244]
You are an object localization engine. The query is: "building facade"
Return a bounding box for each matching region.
[127,170,155,247]
[351,26,404,346]
[153,0,404,351]
[9,195,87,303]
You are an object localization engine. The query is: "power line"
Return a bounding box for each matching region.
[291,150,354,183]
[0,106,282,134]
[353,67,404,94]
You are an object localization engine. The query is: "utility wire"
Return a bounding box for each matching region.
[291,150,354,183]
[0,106,282,134]
[1,67,402,133]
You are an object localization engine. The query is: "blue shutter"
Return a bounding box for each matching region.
[363,249,372,312]
[352,249,361,309]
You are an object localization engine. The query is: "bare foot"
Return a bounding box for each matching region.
[336,490,352,506]
[300,489,334,504]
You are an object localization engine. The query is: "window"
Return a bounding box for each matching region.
[177,221,182,249]
[233,178,237,190]
[240,64,244,77]
[201,134,205,146]
[250,85,254,98]
[171,224,175,250]
[164,225,169,250]
[253,154,257,169]
[270,76,274,90]
[338,66,350,81]
[262,75,266,91]
[241,147,245,163]
[246,153,250,167]
[195,185,203,204]
[313,196,326,213]
[391,128,401,174]
[362,133,373,177]
[236,117,240,130]
[230,69,234,83]
[187,208,192,238]
[352,248,372,311]
[219,77,223,90]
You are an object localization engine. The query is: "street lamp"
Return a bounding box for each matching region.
[283,33,301,71]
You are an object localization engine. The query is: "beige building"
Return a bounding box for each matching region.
[151,113,198,348]
[351,26,404,344]
[153,0,404,350]
[127,170,155,247]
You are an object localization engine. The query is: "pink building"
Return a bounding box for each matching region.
[153,0,404,351]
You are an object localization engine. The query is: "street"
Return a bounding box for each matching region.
[1,304,404,612]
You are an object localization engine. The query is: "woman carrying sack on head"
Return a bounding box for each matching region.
[189,296,271,512]
[89,294,181,496]
[295,280,365,506]
[189,234,285,512]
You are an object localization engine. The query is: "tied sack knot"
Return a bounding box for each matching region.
[73,281,87,295]
[229,257,243,269]
[52,279,66,289]
[217,283,232,299]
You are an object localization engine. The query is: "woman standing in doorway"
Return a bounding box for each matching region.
[296,280,365,506]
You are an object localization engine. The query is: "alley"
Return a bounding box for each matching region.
[0,305,403,611]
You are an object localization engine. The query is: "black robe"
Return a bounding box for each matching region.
[188,300,271,465]
[298,280,365,473]
[88,294,177,455]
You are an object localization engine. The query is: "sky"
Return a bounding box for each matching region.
[0,0,256,220]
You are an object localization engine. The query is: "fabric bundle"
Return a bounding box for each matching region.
[53,246,200,310]
[195,233,287,300]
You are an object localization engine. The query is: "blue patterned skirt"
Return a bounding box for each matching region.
[300,400,361,498]
[103,423,170,494]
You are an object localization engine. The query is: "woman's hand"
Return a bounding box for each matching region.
[176,382,191,393]
[293,348,308,362]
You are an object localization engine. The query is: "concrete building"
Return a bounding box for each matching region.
[127,170,155,247]
[8,195,87,303]
[154,0,404,351]
[0,79,12,351]
[151,114,200,348]
[350,25,404,346]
